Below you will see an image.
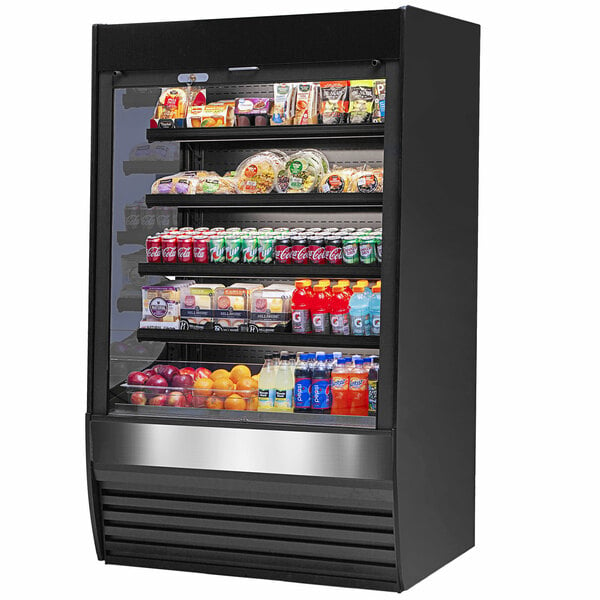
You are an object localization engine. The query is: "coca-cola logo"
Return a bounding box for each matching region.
[146,247,161,258]
[275,245,291,262]
[162,247,177,259]
[309,246,325,263]
[178,247,192,259]
[291,245,308,262]
[328,247,343,262]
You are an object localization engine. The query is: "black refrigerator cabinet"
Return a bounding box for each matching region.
[87,6,479,592]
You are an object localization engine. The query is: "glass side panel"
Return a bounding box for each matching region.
[108,78,384,428]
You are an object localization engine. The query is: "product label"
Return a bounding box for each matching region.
[371,315,381,335]
[351,313,371,336]
[294,377,312,409]
[292,309,311,333]
[368,380,378,413]
[311,312,330,334]
[349,375,368,392]
[331,374,349,391]
[274,389,293,410]
[331,313,350,335]
[258,388,274,410]
[311,378,331,410]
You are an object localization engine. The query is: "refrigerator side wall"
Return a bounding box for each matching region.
[395,7,480,589]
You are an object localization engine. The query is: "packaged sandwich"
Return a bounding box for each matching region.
[150,171,212,194]
[236,151,287,194]
[151,88,189,128]
[271,83,296,126]
[319,166,357,193]
[320,81,349,124]
[235,98,272,127]
[294,83,320,126]
[372,80,386,123]
[348,80,375,124]
[198,175,238,195]
[187,101,235,128]
[352,166,384,193]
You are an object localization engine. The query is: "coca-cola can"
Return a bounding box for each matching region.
[145,235,162,263]
[177,235,193,263]
[274,237,291,264]
[193,236,209,263]
[291,236,308,264]
[308,237,326,264]
[179,227,195,234]
[139,206,156,231]
[155,207,171,229]
[306,227,323,234]
[325,237,343,264]
[161,235,178,263]
[124,204,141,231]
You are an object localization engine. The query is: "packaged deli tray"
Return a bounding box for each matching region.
[235,98,272,127]
[150,88,189,129]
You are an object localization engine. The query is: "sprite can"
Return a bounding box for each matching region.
[225,236,242,263]
[359,237,377,264]
[242,236,258,263]
[209,235,226,263]
[258,236,275,263]
[342,236,359,264]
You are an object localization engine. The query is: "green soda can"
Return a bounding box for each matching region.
[257,235,275,263]
[242,227,257,233]
[258,227,274,233]
[342,236,359,264]
[359,237,377,264]
[375,235,383,262]
[242,236,258,263]
[209,235,226,263]
[225,236,242,263]
[356,227,373,234]
[226,227,241,233]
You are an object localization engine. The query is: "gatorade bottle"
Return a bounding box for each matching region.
[370,282,381,335]
[291,279,313,333]
[257,352,276,411]
[311,285,331,334]
[348,358,369,416]
[368,356,379,416]
[337,280,353,302]
[357,280,372,299]
[311,353,331,414]
[274,354,294,412]
[349,285,371,336]
[294,353,312,413]
[318,280,334,302]
[330,284,351,335]
[331,358,350,415]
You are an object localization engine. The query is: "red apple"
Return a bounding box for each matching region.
[142,368,157,377]
[130,391,147,405]
[155,364,180,382]
[146,374,168,388]
[167,391,186,407]
[171,374,194,389]
[194,367,211,380]
[179,367,196,378]
[127,371,149,386]
[148,394,167,406]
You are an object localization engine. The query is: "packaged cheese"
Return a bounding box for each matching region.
[293,83,320,126]
[140,281,196,329]
[271,83,296,126]
[320,81,349,124]
[373,80,386,123]
[151,88,189,128]
[180,284,224,330]
[348,80,375,124]
[249,287,293,332]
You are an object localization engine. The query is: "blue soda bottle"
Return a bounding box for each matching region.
[294,353,312,413]
[311,354,332,414]
[349,285,371,336]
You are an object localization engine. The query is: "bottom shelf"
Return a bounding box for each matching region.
[110,403,375,428]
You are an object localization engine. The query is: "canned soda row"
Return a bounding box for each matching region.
[124,204,177,232]
[146,226,383,265]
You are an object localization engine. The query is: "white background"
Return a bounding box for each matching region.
[1,1,599,598]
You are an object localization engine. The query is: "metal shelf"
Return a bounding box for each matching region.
[145,192,383,209]
[138,262,381,279]
[146,123,385,144]
[137,328,380,349]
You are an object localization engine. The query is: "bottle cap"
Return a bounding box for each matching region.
[264,352,272,359]
[332,284,345,293]
[338,279,350,287]
[318,280,331,287]
[325,354,333,360]
[300,353,310,360]
[314,285,325,292]
[357,280,369,288]
[352,284,365,292]
[355,358,363,365]
[373,283,381,293]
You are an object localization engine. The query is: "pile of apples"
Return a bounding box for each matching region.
[126,363,259,410]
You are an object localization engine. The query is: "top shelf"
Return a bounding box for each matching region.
[146,123,385,144]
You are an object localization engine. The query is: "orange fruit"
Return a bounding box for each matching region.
[212,377,235,397]
[235,376,258,391]
[224,394,247,411]
[251,374,260,383]
[193,378,214,391]
[229,364,252,383]
[206,396,224,409]
[210,369,230,381]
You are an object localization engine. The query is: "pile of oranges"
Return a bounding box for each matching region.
[193,364,259,410]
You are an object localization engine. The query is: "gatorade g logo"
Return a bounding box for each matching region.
[372,317,381,329]
[353,317,362,328]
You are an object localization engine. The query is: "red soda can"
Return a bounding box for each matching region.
[274,237,291,264]
[325,236,343,264]
[192,236,209,263]
[291,236,308,264]
[145,235,162,263]
[161,235,178,263]
[180,227,194,233]
[308,237,326,264]
[177,235,193,263]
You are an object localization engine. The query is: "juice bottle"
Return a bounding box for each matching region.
[370,282,381,335]
[331,357,350,415]
[291,279,313,333]
[330,284,350,335]
[274,354,294,412]
[368,356,379,416]
[311,353,331,414]
[348,358,369,416]
[349,285,371,336]
[257,352,276,411]
[311,285,331,334]
[294,353,312,413]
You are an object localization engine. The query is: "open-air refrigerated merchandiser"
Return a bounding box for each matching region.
[87,6,479,592]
